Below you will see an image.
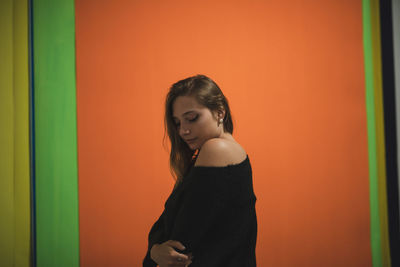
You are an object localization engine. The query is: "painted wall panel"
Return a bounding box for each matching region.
[13,0,31,266]
[0,0,31,266]
[75,0,371,266]
[32,0,80,266]
[0,1,16,265]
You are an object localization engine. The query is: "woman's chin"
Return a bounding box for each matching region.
[189,144,197,150]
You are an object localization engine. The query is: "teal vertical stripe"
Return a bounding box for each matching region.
[363,0,382,266]
[32,0,79,266]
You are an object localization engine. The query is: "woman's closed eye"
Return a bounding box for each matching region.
[175,115,198,127]
[188,115,198,122]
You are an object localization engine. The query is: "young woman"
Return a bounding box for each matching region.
[143,75,257,267]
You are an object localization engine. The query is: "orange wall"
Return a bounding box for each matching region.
[75,0,371,266]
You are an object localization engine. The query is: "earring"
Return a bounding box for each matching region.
[219,118,223,125]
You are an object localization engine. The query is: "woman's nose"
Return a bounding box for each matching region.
[180,127,190,136]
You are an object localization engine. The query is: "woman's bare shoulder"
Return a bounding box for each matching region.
[194,138,247,167]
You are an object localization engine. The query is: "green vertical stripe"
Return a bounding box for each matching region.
[363,0,382,266]
[32,0,79,266]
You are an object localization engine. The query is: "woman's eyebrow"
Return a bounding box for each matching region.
[172,110,196,119]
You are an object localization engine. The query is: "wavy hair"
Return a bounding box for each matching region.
[163,74,234,185]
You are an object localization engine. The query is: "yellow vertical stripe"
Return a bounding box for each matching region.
[370,0,391,266]
[0,0,31,266]
[0,0,16,266]
[13,0,31,266]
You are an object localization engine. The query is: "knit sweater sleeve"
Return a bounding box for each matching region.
[143,209,166,267]
[169,167,230,254]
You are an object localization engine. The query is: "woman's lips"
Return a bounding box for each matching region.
[186,138,196,143]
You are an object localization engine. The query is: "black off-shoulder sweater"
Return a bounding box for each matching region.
[143,155,257,267]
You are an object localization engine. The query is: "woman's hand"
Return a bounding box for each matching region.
[150,240,193,267]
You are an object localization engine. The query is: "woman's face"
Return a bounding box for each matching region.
[172,95,224,150]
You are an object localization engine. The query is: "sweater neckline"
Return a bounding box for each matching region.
[192,154,249,169]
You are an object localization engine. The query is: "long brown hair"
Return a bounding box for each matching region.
[163,74,234,184]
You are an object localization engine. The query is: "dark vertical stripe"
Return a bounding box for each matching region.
[380,0,400,265]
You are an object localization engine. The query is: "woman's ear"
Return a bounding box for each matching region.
[218,108,226,120]
[212,108,225,121]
